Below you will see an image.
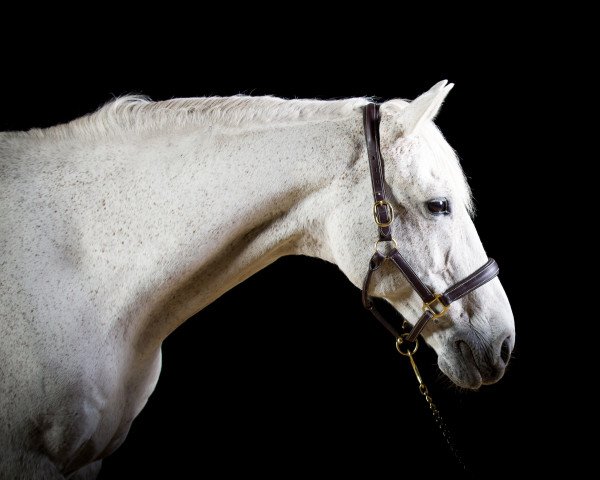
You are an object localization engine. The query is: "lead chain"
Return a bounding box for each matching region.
[396,335,468,472]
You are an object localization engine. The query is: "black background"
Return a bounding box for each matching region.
[2,25,561,478]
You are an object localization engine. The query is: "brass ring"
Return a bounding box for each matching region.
[396,334,419,356]
[374,238,398,258]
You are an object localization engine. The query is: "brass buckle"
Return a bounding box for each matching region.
[373,200,394,227]
[423,294,449,319]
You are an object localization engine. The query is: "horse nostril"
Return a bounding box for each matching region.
[500,337,511,365]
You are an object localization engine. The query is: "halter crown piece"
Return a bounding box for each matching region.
[361,104,500,343]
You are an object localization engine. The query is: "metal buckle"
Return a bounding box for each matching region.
[422,294,449,319]
[373,200,394,227]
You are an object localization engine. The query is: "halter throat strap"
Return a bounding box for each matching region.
[361,103,499,342]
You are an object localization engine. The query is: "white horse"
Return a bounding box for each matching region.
[0,81,514,478]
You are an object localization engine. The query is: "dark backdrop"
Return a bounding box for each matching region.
[2,34,557,477]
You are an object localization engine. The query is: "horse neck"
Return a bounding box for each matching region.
[70,116,365,350]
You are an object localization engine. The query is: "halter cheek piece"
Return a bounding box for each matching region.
[361,104,500,342]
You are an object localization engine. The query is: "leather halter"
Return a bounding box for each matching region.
[361,104,500,342]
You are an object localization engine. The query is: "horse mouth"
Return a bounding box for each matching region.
[438,341,483,390]
[439,339,508,390]
[458,341,484,388]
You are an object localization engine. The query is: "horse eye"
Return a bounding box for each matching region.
[426,198,450,215]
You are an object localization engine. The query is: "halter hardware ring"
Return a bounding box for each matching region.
[423,294,449,319]
[373,200,394,227]
[396,333,419,356]
[374,238,397,258]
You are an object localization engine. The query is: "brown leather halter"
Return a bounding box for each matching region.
[361,104,500,343]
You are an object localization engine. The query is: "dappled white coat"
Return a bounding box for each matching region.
[0,81,514,478]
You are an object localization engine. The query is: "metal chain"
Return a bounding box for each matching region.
[396,334,469,473]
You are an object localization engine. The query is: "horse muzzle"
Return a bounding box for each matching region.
[439,330,514,389]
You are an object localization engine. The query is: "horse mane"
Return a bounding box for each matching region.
[4,94,473,214]
[11,95,372,141]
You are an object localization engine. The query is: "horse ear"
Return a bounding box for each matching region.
[383,80,454,137]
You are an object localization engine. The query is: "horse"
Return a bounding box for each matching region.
[0,81,514,478]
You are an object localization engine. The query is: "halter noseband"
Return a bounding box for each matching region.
[361,104,500,342]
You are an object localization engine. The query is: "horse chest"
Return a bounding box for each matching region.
[1,315,161,470]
